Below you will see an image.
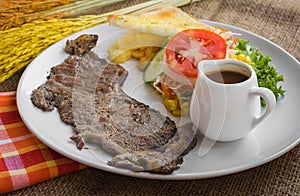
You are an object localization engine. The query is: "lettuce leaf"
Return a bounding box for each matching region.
[234,39,285,106]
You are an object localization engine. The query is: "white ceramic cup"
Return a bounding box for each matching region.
[190,59,276,142]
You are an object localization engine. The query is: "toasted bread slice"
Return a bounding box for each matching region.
[107,6,217,37]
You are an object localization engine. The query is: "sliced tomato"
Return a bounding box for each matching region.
[165,29,227,78]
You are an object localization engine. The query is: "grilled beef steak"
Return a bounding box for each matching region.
[65,34,98,55]
[31,34,197,174]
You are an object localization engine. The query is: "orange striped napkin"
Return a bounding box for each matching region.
[0,92,87,194]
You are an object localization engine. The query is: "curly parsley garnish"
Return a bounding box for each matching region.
[234,39,285,106]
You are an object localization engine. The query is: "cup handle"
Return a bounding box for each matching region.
[250,87,276,128]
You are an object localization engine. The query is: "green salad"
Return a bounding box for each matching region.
[233,38,286,106]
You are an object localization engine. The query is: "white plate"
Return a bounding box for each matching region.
[17,21,300,180]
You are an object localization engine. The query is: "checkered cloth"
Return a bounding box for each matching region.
[0,92,86,194]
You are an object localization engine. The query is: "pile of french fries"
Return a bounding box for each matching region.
[112,46,161,70]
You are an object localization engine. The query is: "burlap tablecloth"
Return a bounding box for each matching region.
[2,0,299,195]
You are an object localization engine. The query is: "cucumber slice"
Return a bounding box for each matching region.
[143,48,165,82]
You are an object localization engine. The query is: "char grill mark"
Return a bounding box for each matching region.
[31,34,197,174]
